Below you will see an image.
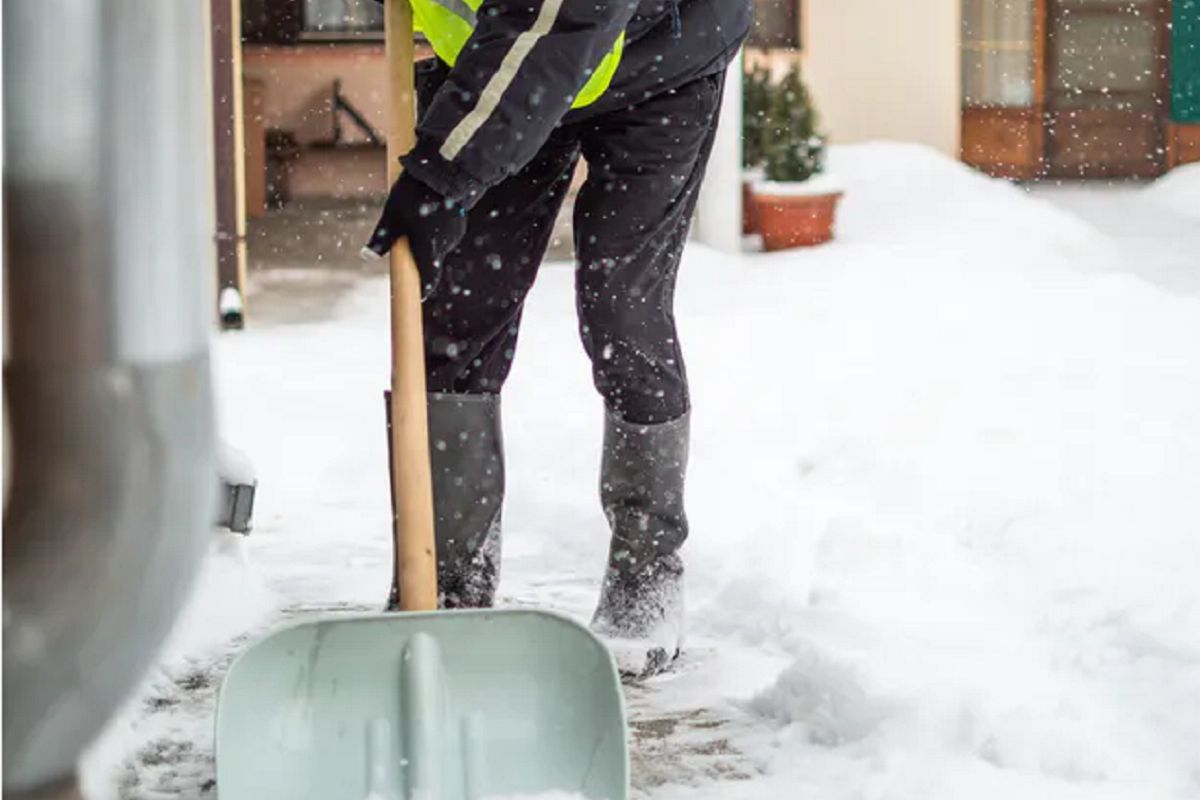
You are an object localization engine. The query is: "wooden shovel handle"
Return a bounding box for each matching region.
[386,0,438,611]
[388,239,437,611]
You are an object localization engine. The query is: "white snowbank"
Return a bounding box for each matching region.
[664,144,1200,799]
[80,535,281,798]
[218,440,257,486]
[162,534,282,657]
[825,142,1104,260]
[516,143,1200,799]
[752,172,846,197]
[86,142,1200,800]
[1144,162,1200,222]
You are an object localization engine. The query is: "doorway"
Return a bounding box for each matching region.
[1043,0,1171,178]
[961,0,1173,179]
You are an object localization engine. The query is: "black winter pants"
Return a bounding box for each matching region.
[418,66,724,425]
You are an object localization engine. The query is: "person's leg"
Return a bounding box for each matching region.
[423,144,580,607]
[423,137,581,395]
[574,73,724,422]
[573,72,724,676]
[413,61,583,607]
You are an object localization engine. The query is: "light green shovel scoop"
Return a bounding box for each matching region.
[216,609,628,800]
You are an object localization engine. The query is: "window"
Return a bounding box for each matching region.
[242,0,383,43]
[304,0,383,34]
[242,0,303,43]
[962,0,1034,107]
[748,0,800,50]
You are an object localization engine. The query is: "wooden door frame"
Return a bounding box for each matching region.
[1039,0,1173,178]
[1032,0,1047,176]
[958,0,1048,180]
[213,0,248,328]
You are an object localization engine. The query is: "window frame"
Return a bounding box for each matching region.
[747,0,802,51]
[243,0,386,45]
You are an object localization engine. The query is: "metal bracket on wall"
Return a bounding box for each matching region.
[323,79,385,147]
[216,477,257,535]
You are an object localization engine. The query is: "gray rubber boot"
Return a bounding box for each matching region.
[591,412,689,680]
[428,392,505,608]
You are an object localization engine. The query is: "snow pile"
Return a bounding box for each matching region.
[85,142,1200,800]
[657,144,1200,799]
[161,534,282,657]
[745,648,890,746]
[217,440,257,486]
[81,535,281,798]
[1144,162,1200,222]
[511,143,1200,798]
[826,142,1103,261]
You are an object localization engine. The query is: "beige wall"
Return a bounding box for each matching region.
[242,43,440,201]
[794,0,962,156]
[243,44,395,145]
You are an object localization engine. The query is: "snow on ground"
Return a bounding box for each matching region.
[1144,162,1200,223]
[1027,167,1200,298]
[83,143,1200,799]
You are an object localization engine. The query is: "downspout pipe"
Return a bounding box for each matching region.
[3,2,216,794]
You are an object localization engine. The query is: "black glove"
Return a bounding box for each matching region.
[362,171,467,298]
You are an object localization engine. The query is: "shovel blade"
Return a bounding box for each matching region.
[216,609,628,800]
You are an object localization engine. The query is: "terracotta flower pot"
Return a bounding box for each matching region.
[742,180,758,235]
[751,187,843,251]
[742,168,765,235]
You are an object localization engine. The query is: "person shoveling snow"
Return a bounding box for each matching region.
[361,0,752,679]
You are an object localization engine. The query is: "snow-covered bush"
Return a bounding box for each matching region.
[762,65,826,183]
[742,62,772,170]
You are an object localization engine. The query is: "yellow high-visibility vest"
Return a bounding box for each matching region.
[411,0,624,108]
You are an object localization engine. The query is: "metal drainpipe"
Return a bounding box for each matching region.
[3,2,216,794]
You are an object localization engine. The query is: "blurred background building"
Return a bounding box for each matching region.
[212,0,1199,322]
[752,0,1199,178]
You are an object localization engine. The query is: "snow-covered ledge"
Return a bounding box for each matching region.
[751,172,846,197]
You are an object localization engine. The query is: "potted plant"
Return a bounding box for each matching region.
[741,62,772,234]
[750,65,843,250]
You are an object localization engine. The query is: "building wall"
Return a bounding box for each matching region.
[798,0,962,156]
[1169,122,1200,167]
[243,44,390,145]
[242,43,435,203]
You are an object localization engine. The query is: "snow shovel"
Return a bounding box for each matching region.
[216,609,628,799]
[215,2,629,797]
